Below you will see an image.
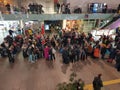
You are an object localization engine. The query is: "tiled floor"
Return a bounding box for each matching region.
[0,52,120,90]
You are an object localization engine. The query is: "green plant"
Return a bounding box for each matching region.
[56,72,85,90]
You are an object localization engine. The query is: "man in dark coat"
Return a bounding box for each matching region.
[93,74,103,90]
[115,49,120,71]
[56,2,60,13]
[62,47,69,64]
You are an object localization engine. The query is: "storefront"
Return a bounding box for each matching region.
[0,20,19,43]
[62,19,97,33]
[63,20,83,32]
[24,20,42,34]
[91,29,116,41]
[44,20,62,33]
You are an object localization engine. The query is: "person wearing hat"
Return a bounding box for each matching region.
[93,74,103,90]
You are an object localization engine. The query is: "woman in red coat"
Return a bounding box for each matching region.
[44,45,50,60]
[94,46,100,58]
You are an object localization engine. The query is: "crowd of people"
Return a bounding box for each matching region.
[0,35,23,63]
[0,26,120,71]
[4,2,45,14]
[0,28,57,63]
[54,2,82,14]
[28,3,44,14]
[57,3,71,14]
[1,2,120,14]
[22,31,56,63]
[0,26,120,90]
[58,28,120,72]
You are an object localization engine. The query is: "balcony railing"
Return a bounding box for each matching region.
[0,13,114,21]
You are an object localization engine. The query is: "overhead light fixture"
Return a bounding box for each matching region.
[106,20,109,23]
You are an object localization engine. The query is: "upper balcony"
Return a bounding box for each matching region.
[0,1,116,22]
[1,13,114,21]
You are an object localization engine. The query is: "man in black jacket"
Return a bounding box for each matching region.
[93,74,103,90]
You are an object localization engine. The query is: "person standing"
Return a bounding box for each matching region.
[101,45,106,60]
[28,46,34,63]
[9,29,14,37]
[44,45,50,60]
[7,45,15,63]
[56,2,60,13]
[93,74,103,90]
[61,3,65,14]
[6,3,11,13]
[49,46,56,61]
[62,47,69,64]
[117,4,120,14]
[93,45,100,59]
[115,43,120,71]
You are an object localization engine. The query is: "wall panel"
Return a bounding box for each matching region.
[67,0,120,13]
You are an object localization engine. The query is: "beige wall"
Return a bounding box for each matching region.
[67,0,120,13]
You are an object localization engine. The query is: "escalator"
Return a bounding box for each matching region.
[101,14,120,29]
[105,18,120,29]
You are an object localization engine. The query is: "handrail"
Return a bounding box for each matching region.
[98,14,115,29]
[1,13,113,21]
[100,14,120,29]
